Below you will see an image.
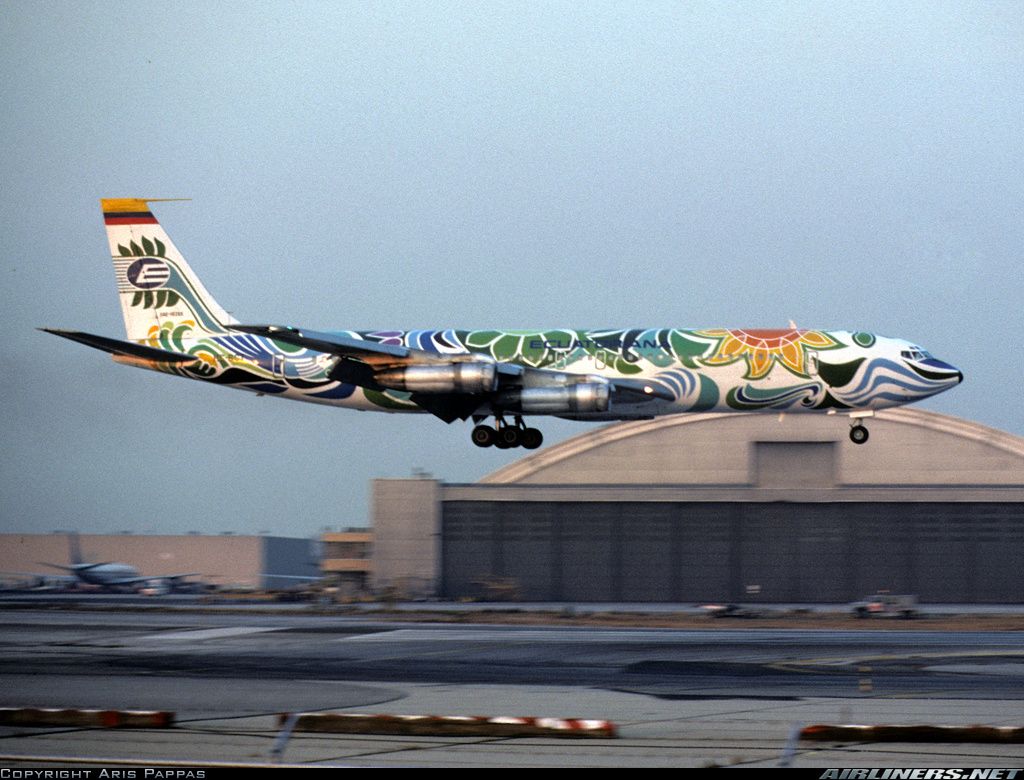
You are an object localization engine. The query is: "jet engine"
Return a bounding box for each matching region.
[374,362,498,394]
[496,382,611,413]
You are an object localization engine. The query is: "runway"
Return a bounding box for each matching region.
[1,608,1022,767]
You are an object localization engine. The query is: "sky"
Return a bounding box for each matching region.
[2,1,1021,538]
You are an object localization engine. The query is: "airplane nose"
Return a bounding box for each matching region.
[939,362,963,384]
[922,357,963,384]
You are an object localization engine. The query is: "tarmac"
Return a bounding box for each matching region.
[0,606,1022,768]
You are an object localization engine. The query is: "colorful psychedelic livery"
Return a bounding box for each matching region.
[44,199,963,450]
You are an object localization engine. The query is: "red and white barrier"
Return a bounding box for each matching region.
[0,708,174,728]
[278,712,617,738]
[801,724,1024,743]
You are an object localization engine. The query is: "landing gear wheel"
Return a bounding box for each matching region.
[520,427,544,450]
[499,426,522,448]
[473,415,544,451]
[849,424,869,445]
[471,425,496,448]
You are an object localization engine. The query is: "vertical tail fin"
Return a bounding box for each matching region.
[102,198,237,340]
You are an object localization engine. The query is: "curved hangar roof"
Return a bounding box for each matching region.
[481,409,1024,489]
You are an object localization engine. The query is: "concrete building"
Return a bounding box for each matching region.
[320,530,373,596]
[0,533,320,590]
[370,409,1024,603]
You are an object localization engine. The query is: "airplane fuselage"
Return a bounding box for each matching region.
[73,562,141,587]
[134,325,962,420]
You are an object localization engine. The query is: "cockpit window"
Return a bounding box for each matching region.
[900,347,932,361]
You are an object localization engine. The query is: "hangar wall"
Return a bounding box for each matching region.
[371,409,1024,603]
[440,501,1024,603]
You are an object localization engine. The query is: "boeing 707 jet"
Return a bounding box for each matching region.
[44,199,963,449]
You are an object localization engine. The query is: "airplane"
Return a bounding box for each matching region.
[44,199,963,449]
[33,533,202,593]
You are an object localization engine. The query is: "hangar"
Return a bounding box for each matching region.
[371,409,1024,603]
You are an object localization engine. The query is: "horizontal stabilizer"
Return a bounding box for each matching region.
[40,329,199,364]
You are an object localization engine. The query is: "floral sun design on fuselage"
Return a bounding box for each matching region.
[696,328,840,380]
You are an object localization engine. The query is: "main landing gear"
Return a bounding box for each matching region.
[471,415,543,450]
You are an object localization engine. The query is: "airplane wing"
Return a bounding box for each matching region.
[233,325,523,374]
[235,325,414,363]
[38,562,113,572]
[234,324,672,422]
[234,324,516,422]
[2,570,78,584]
[102,573,202,586]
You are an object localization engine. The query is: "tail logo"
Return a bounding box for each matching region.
[126,257,171,290]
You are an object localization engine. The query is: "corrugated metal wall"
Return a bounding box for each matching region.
[441,502,1024,603]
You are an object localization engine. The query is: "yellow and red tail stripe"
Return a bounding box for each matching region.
[102,198,159,225]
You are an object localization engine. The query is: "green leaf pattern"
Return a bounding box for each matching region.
[117,235,183,311]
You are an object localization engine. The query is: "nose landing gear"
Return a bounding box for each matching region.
[471,415,544,450]
[849,421,870,444]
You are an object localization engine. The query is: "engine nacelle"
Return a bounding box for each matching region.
[375,362,498,394]
[497,382,611,413]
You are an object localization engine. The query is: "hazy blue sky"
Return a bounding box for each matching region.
[2,1,1021,537]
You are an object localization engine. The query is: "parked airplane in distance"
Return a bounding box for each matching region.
[35,533,201,593]
[44,199,963,449]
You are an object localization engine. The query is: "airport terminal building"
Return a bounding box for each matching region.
[371,409,1024,603]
